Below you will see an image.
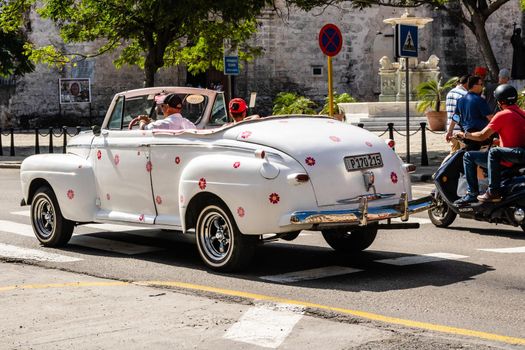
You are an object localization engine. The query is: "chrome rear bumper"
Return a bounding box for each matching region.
[290,194,434,226]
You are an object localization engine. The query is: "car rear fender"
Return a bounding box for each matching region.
[179,153,316,234]
[20,154,97,222]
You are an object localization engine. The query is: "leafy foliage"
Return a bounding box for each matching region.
[415,76,457,113]
[0,1,35,77]
[272,92,317,115]
[2,0,274,86]
[319,92,356,115]
[518,90,525,109]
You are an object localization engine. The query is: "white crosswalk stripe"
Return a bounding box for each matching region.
[0,243,82,262]
[224,304,304,348]
[0,220,162,255]
[478,246,525,253]
[260,266,362,283]
[375,252,468,266]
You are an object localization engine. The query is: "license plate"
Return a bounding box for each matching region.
[344,153,383,171]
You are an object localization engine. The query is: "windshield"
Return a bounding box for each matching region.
[107,92,210,130]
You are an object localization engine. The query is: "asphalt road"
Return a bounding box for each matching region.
[0,168,524,349]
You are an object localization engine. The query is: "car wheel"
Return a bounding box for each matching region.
[31,186,74,247]
[321,225,378,253]
[195,202,256,271]
[428,193,456,227]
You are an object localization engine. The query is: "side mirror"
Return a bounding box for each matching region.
[92,125,101,136]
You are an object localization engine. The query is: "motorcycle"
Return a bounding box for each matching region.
[428,148,525,232]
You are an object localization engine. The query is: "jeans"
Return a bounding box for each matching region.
[463,147,525,194]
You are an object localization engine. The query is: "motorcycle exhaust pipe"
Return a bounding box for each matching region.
[514,208,525,223]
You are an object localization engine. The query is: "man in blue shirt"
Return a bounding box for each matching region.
[446,75,493,150]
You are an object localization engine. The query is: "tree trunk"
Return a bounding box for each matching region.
[471,14,499,81]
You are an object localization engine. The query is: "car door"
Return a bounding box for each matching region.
[92,95,157,224]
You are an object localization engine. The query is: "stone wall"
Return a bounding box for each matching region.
[5,1,523,121]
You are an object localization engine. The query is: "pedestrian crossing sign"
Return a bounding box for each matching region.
[395,24,418,58]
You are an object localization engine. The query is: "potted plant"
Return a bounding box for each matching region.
[320,92,357,121]
[415,76,458,131]
[272,92,317,115]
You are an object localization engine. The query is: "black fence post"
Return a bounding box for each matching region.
[48,127,54,153]
[10,128,15,156]
[62,126,67,153]
[357,123,364,128]
[388,123,394,140]
[0,127,3,156]
[35,128,40,154]
[420,122,429,166]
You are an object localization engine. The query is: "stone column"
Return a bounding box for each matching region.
[378,56,399,102]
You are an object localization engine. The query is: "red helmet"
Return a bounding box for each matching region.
[229,98,247,114]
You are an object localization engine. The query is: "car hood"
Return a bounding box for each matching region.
[223,116,409,207]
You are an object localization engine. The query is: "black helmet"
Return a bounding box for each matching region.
[494,84,518,105]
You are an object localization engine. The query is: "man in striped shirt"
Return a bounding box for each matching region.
[445,75,469,152]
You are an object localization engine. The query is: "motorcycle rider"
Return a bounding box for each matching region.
[454,84,525,204]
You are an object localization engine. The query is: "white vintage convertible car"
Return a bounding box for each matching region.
[20,87,433,271]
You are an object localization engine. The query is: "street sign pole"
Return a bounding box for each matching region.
[405,57,410,163]
[395,24,418,164]
[327,56,333,116]
[319,24,342,118]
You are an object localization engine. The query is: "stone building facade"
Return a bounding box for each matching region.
[0,2,522,126]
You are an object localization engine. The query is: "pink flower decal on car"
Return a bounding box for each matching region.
[329,136,341,142]
[233,161,241,169]
[237,207,245,218]
[146,161,152,172]
[96,150,102,160]
[240,131,252,139]
[391,171,398,184]
[156,196,162,205]
[269,193,280,204]
[114,154,120,165]
[106,193,111,201]
[305,157,316,166]
[365,141,373,147]
[67,189,74,200]
[180,195,184,204]
[175,156,181,164]
[139,214,144,222]
[198,178,207,190]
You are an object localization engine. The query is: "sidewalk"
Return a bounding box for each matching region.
[0,130,449,181]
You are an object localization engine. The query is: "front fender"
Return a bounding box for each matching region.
[20,154,97,222]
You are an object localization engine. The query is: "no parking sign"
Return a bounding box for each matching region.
[319,24,342,57]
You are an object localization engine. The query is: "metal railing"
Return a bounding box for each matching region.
[0,123,445,166]
[0,127,82,157]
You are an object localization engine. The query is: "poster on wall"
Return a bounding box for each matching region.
[59,78,91,104]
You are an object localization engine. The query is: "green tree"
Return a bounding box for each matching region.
[288,0,522,81]
[2,0,275,87]
[0,1,35,77]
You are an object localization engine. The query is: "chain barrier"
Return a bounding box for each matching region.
[393,126,423,137]
[0,126,83,157]
[1,124,437,167]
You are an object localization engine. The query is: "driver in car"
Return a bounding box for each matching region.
[137,93,196,130]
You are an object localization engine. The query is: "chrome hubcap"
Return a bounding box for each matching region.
[201,211,232,261]
[34,197,55,238]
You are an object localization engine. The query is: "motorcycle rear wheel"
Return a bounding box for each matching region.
[428,193,457,227]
